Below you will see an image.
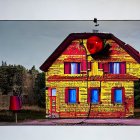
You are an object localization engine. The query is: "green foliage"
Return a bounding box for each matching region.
[134,80,140,107]
[34,72,45,108]
[29,65,39,75]
[0,62,26,95]
[0,61,45,107]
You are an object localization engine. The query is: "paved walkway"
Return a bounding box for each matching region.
[1,119,140,125]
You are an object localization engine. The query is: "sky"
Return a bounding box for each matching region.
[0,20,140,71]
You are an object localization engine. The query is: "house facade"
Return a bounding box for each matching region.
[40,33,140,118]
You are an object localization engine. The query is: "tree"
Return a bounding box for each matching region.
[0,64,25,95]
[134,80,140,108]
[1,61,7,66]
[34,72,45,108]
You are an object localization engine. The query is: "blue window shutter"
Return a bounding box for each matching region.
[109,62,113,73]
[77,63,81,74]
[69,89,76,103]
[91,89,99,103]
[114,89,122,103]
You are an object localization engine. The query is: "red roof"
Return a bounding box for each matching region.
[40,33,140,72]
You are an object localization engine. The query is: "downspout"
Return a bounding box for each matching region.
[80,39,91,118]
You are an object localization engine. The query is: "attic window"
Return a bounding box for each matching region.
[64,62,81,74]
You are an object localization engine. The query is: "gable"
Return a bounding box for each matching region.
[63,41,85,56]
[40,33,140,72]
[104,39,137,63]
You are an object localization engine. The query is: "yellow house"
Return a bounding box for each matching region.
[40,33,140,118]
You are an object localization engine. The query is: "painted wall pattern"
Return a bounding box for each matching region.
[44,37,140,118]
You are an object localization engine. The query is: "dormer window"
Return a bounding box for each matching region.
[64,62,81,74]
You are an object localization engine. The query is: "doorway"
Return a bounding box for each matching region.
[50,88,56,114]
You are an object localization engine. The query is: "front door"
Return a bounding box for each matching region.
[50,88,56,114]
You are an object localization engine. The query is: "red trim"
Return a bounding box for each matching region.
[87,87,91,103]
[48,88,52,96]
[103,62,109,73]
[122,87,125,104]
[111,87,115,104]
[48,74,139,82]
[64,62,70,74]
[99,89,101,103]
[88,62,91,70]
[98,62,103,69]
[65,87,69,103]
[59,111,127,118]
[76,87,79,103]
[81,60,87,72]
[50,96,56,113]
[120,62,126,74]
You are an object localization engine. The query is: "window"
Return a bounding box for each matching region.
[111,87,125,104]
[88,88,100,104]
[51,88,56,96]
[65,87,79,103]
[91,89,99,103]
[109,62,126,74]
[69,89,76,103]
[114,89,122,103]
[48,88,56,96]
[98,62,126,74]
[64,62,80,74]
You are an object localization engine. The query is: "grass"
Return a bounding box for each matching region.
[0,107,46,122]
[1,108,140,123]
